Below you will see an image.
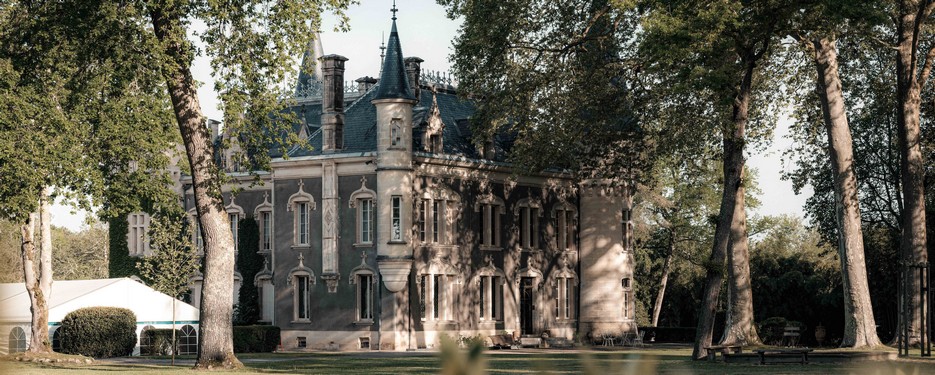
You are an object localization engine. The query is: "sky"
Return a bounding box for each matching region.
[50,0,810,231]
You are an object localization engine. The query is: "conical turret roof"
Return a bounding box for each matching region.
[373,18,415,101]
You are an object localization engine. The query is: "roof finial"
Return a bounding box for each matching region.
[391,0,398,20]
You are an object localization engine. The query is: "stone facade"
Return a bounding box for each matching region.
[121,10,636,351]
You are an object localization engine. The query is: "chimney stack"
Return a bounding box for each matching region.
[321,54,349,152]
[404,57,424,101]
[355,76,378,94]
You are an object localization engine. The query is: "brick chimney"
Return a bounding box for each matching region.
[404,57,424,102]
[321,54,349,152]
[355,76,378,94]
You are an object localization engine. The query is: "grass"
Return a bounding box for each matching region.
[2,347,935,374]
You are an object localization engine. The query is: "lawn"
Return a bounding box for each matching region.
[3,347,934,374]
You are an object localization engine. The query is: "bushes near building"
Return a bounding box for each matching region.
[233,325,280,353]
[60,307,137,358]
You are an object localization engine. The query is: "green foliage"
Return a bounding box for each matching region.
[749,215,842,345]
[441,0,649,180]
[234,218,262,325]
[232,325,280,353]
[141,328,180,356]
[108,215,136,278]
[439,334,486,375]
[51,222,108,280]
[0,219,24,283]
[59,307,137,358]
[136,213,200,298]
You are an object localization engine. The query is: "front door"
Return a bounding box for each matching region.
[520,277,534,335]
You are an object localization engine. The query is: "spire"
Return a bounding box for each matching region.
[295,32,325,98]
[373,3,415,101]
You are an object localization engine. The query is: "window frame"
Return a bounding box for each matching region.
[287,181,317,248]
[474,194,505,251]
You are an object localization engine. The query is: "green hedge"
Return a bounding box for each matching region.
[234,217,262,325]
[233,325,280,353]
[140,328,179,356]
[60,307,137,358]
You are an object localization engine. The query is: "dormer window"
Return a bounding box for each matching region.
[429,134,442,153]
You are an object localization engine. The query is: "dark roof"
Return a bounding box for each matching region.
[373,20,415,101]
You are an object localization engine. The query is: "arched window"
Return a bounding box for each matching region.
[287,181,316,247]
[417,185,461,245]
[473,259,506,322]
[139,325,155,356]
[418,258,459,322]
[9,326,27,353]
[474,194,505,250]
[551,259,578,321]
[551,202,577,252]
[179,325,198,355]
[226,197,244,254]
[349,178,376,246]
[52,327,63,353]
[349,253,377,323]
[513,198,543,250]
[254,192,273,254]
[288,253,316,322]
[255,260,274,322]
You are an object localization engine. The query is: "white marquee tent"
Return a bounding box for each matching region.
[0,278,199,355]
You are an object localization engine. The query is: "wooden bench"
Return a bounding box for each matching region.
[782,325,801,347]
[754,348,813,365]
[704,345,744,361]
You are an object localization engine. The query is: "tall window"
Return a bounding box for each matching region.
[479,276,503,321]
[554,277,574,320]
[519,207,540,249]
[622,277,632,319]
[194,221,204,254]
[357,274,373,321]
[554,206,575,251]
[295,275,310,320]
[622,208,633,252]
[297,202,309,245]
[288,182,315,247]
[128,212,150,256]
[419,198,454,245]
[475,195,505,250]
[260,211,272,252]
[229,213,240,253]
[391,195,402,241]
[359,199,373,244]
[420,273,452,321]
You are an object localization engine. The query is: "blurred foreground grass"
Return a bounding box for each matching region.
[3,346,934,374]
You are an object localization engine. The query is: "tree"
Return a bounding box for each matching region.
[638,0,803,356]
[52,222,109,280]
[893,0,933,345]
[1,0,179,354]
[808,36,881,347]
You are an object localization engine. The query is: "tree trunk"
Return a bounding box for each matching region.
[692,54,757,360]
[894,0,931,346]
[811,36,882,348]
[149,6,241,369]
[22,187,53,353]
[720,179,761,345]
[651,239,674,327]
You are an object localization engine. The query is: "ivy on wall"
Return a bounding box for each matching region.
[108,215,137,278]
[234,217,262,325]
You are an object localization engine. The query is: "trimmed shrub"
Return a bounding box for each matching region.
[60,307,137,358]
[233,325,280,353]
